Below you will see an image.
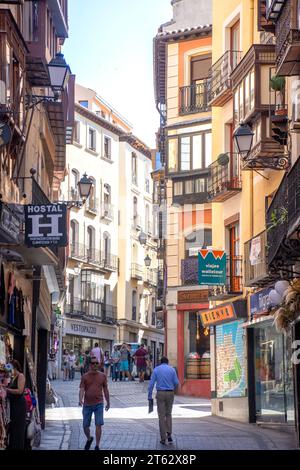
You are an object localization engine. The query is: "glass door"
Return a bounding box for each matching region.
[230,20,240,69]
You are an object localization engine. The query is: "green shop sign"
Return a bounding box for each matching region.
[198,249,226,286]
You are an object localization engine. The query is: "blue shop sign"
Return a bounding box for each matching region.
[250,287,273,319]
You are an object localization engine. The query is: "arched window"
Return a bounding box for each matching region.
[88,177,96,210]
[87,226,95,260]
[70,220,79,256]
[103,232,111,261]
[132,243,138,264]
[133,197,138,227]
[71,169,79,198]
[132,290,137,321]
[145,204,150,234]
[104,183,111,205]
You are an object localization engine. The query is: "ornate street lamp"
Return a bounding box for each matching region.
[144,254,151,267]
[233,123,254,158]
[77,173,93,201]
[47,52,71,92]
[139,231,147,245]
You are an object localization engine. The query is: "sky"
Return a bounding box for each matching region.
[63,0,173,148]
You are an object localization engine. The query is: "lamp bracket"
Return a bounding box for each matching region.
[242,154,290,171]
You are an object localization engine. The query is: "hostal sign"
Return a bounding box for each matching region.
[25,204,67,248]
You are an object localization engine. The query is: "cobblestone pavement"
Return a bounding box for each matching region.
[35,377,297,451]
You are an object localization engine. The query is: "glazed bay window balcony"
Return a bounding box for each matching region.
[207,153,242,202]
[179,81,210,115]
[208,50,242,106]
[101,203,114,221]
[131,263,144,280]
[244,230,276,287]
[274,0,300,76]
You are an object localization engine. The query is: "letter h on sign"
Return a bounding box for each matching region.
[24,204,68,247]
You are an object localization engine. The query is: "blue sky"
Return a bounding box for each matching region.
[63,0,173,147]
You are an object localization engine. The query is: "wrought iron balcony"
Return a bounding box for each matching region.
[208,50,242,106]
[69,242,86,260]
[69,243,118,272]
[244,231,276,287]
[131,263,144,280]
[287,156,300,237]
[65,298,117,323]
[85,197,99,214]
[179,81,210,115]
[207,153,242,202]
[100,252,119,272]
[275,0,300,76]
[145,268,158,287]
[101,203,114,221]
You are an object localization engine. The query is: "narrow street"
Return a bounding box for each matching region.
[35,378,296,451]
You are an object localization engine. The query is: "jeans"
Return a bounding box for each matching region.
[69,367,75,381]
[112,362,120,380]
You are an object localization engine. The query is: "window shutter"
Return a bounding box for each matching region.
[191,54,212,82]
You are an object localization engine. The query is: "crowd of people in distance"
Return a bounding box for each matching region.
[53,343,154,383]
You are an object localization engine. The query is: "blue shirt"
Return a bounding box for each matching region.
[148,364,179,399]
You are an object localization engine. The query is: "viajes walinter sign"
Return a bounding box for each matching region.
[198,249,226,286]
[24,204,68,248]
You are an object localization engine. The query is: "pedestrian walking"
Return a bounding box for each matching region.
[147,346,153,378]
[133,344,148,383]
[119,343,131,381]
[78,351,85,376]
[68,350,77,381]
[103,351,111,379]
[6,360,26,450]
[127,345,135,381]
[48,348,57,380]
[91,343,104,369]
[148,356,179,445]
[83,350,91,374]
[79,356,110,451]
[62,349,70,381]
[111,345,121,381]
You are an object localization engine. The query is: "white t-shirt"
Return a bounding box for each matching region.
[91,347,103,364]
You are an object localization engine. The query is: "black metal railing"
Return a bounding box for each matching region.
[65,298,117,323]
[266,175,288,266]
[244,231,271,286]
[85,197,99,214]
[207,153,242,200]
[275,0,300,71]
[131,263,144,279]
[145,268,158,287]
[208,50,242,103]
[179,81,210,114]
[69,243,118,271]
[288,156,300,233]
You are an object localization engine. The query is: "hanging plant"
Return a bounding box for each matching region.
[270,75,286,92]
[217,153,230,166]
[273,279,300,333]
[267,207,288,232]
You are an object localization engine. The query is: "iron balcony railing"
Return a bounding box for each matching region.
[244,231,273,287]
[207,153,242,202]
[287,156,300,234]
[208,50,242,104]
[181,256,243,295]
[69,243,118,271]
[131,263,144,280]
[85,197,99,214]
[65,298,117,323]
[275,0,300,73]
[101,203,114,220]
[179,81,210,115]
[266,175,288,266]
[145,268,158,287]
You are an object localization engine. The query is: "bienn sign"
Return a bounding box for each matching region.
[24,204,68,248]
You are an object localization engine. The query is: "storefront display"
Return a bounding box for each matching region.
[184,312,210,379]
[253,321,295,424]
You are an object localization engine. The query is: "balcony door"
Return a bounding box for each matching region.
[230,20,240,69]
[226,221,241,292]
[190,54,211,110]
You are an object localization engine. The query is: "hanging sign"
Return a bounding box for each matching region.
[249,236,261,266]
[0,202,23,244]
[198,249,226,286]
[24,204,68,248]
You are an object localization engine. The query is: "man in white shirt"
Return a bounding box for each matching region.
[91,343,104,369]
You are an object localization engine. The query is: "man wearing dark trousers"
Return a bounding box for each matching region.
[148,356,179,445]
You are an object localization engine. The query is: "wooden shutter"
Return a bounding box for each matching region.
[191,54,212,82]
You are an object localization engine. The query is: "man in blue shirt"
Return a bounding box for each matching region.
[148,356,179,445]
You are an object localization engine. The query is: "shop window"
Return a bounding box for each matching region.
[184,312,210,380]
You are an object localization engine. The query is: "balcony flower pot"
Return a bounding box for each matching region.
[270,75,286,112]
[275,107,288,116]
[217,153,230,166]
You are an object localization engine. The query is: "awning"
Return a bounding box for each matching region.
[199,299,247,327]
[241,314,274,328]
[3,245,59,266]
[42,266,60,304]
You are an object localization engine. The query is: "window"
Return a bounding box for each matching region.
[174,181,183,196]
[79,100,88,108]
[103,232,111,261]
[81,270,104,302]
[103,183,111,206]
[195,178,206,193]
[145,178,150,193]
[70,220,79,253]
[168,132,212,173]
[132,152,138,184]
[74,121,80,144]
[71,169,79,197]
[104,136,111,159]
[87,226,95,260]
[88,128,96,151]
[185,229,212,257]
[132,291,137,321]
[145,205,150,234]
[233,69,255,129]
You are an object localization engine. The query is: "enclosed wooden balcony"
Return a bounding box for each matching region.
[275,0,300,76]
[207,153,242,202]
[208,50,242,106]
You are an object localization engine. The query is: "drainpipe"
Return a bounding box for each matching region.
[250,0,255,238]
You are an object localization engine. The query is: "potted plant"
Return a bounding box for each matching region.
[270,75,287,116]
[217,153,230,166]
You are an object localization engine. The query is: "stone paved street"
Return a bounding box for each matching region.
[34,378,297,451]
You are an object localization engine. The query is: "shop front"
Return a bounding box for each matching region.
[205,300,248,422]
[176,289,210,398]
[60,317,117,372]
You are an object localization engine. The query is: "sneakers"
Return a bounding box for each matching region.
[160,439,166,445]
[84,437,93,451]
[167,433,173,443]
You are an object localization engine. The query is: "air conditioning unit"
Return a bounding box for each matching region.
[291,102,300,131]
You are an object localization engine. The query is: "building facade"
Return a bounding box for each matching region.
[154,0,213,397]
